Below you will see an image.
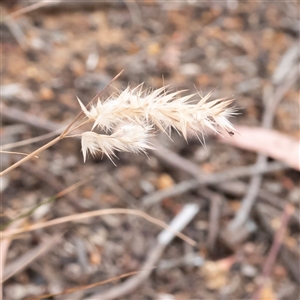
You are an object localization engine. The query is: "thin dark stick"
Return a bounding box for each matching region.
[251,204,294,300]
[199,189,223,251]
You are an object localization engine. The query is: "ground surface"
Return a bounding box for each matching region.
[1,1,300,300]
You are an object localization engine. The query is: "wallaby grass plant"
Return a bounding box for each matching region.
[1,27,236,299]
[0,72,236,175]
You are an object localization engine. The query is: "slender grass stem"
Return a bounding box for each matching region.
[0,135,62,177]
[0,71,124,176]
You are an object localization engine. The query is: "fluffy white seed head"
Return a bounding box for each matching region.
[81,124,153,163]
[78,85,236,162]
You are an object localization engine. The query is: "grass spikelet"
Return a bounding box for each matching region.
[81,124,153,163]
[78,85,236,162]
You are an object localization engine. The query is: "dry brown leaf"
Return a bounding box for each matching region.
[219,126,300,170]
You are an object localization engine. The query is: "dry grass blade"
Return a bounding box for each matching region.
[1,176,93,230]
[56,176,95,198]
[2,208,196,246]
[2,233,63,282]
[7,0,61,19]
[0,129,62,151]
[26,270,141,300]
[0,150,38,158]
[62,70,124,136]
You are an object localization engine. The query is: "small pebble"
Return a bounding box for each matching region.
[241,264,258,278]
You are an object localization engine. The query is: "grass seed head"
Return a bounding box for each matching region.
[78,86,236,162]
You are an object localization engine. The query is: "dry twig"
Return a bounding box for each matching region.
[27,271,141,300]
[142,161,287,207]
[199,189,224,251]
[2,233,63,283]
[85,204,199,300]
[251,204,294,300]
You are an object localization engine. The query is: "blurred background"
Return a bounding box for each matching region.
[1,1,299,299]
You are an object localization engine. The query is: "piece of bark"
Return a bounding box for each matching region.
[219,126,300,171]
